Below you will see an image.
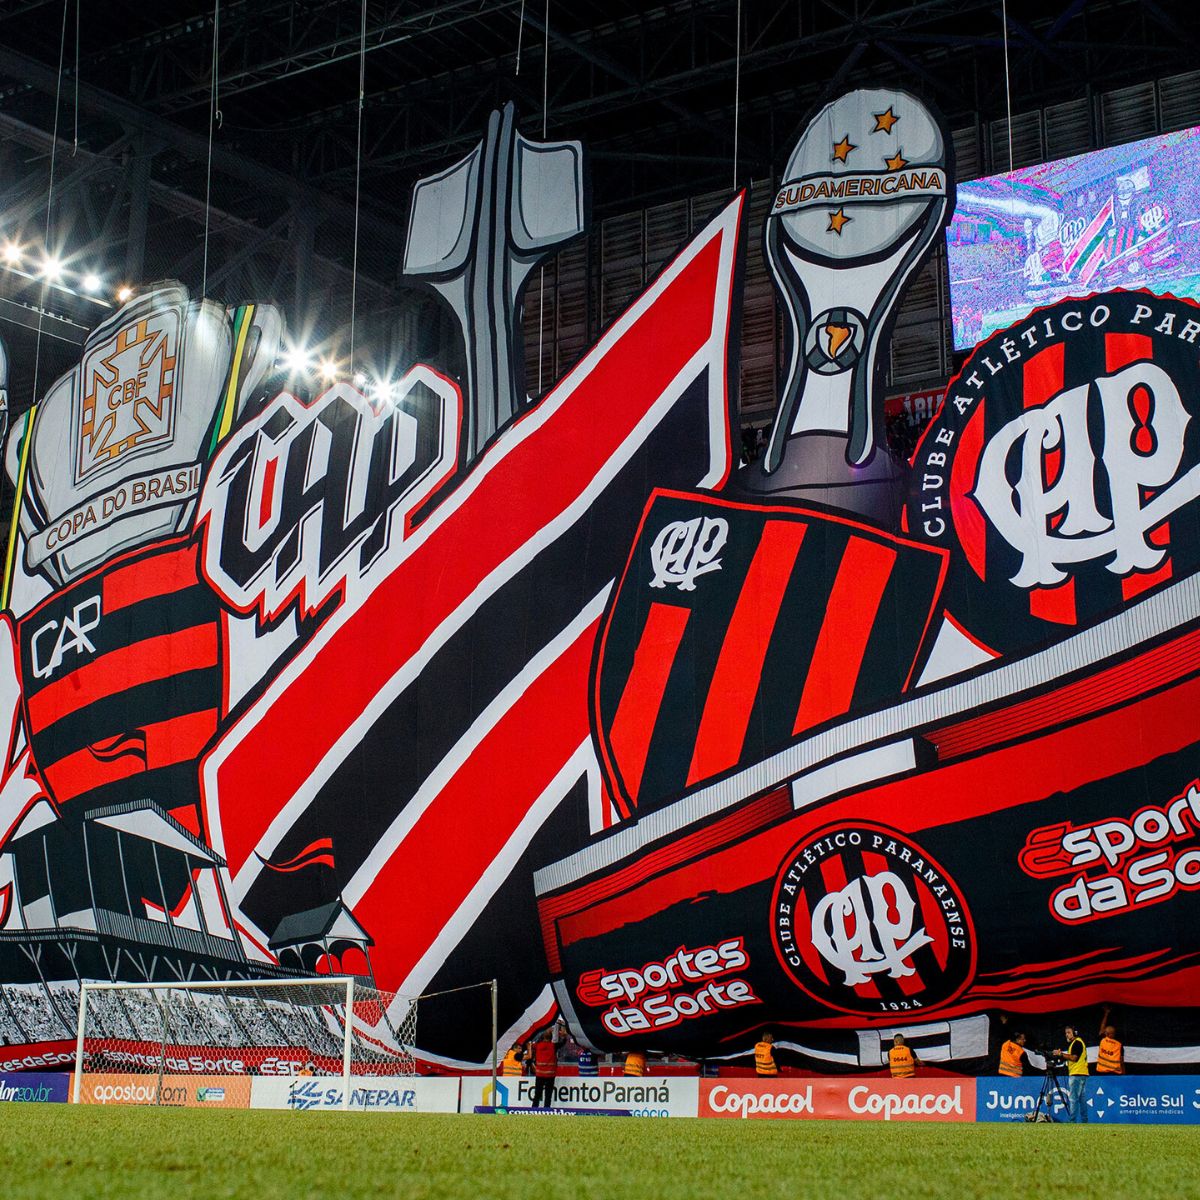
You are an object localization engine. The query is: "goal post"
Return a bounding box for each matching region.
[72,976,416,1110]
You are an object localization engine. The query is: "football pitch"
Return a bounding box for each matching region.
[2,1108,1197,1200]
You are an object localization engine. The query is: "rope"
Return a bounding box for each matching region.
[537,0,549,396]
[71,0,79,156]
[31,0,70,406]
[349,0,367,376]
[515,0,526,76]
[1001,0,1014,173]
[732,0,742,190]
[201,0,220,298]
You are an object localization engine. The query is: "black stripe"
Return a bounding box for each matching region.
[30,667,220,771]
[753,518,851,752]
[851,539,946,712]
[22,585,217,696]
[238,377,716,933]
[53,759,205,818]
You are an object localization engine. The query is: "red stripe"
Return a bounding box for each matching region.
[687,521,806,785]
[102,544,202,614]
[26,624,218,729]
[1023,342,1064,411]
[259,457,278,530]
[608,603,690,805]
[861,848,926,996]
[819,846,878,1000]
[1107,331,1171,602]
[213,232,729,878]
[793,538,897,736]
[1023,343,1076,625]
[41,708,218,804]
[353,621,597,990]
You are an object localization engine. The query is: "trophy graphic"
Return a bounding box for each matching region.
[741,88,954,523]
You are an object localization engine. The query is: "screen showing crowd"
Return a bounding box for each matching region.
[946,124,1200,349]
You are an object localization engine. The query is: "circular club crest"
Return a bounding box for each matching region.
[771,821,975,1016]
[906,290,1200,655]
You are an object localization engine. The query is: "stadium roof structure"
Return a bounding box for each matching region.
[0,0,1194,413]
[268,900,374,954]
[87,799,226,866]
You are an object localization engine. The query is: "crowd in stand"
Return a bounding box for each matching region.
[0,979,352,1061]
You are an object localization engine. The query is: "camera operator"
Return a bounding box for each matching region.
[1055,1024,1090,1123]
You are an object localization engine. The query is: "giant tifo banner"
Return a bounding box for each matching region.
[1,85,1199,1074]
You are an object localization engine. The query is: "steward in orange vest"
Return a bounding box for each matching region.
[500,1046,524,1076]
[888,1034,919,1078]
[1097,1024,1124,1074]
[754,1032,778,1076]
[623,1050,647,1077]
[999,1033,1027,1077]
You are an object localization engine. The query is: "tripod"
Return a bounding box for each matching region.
[1028,1058,1071,1123]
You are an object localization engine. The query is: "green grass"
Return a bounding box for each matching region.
[0,1107,1195,1200]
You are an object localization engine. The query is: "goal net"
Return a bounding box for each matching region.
[72,978,418,1105]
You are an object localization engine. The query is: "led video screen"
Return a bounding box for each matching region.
[946,125,1200,349]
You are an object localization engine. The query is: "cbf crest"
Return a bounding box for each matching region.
[909,290,1200,654]
[77,304,180,484]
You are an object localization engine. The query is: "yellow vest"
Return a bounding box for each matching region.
[754,1041,778,1076]
[888,1045,915,1078]
[999,1040,1024,1078]
[1097,1037,1122,1074]
[501,1049,523,1077]
[623,1051,646,1077]
[1067,1037,1089,1076]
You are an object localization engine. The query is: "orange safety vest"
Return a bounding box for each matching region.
[623,1051,646,1077]
[999,1040,1024,1078]
[1097,1036,1123,1074]
[888,1046,916,1078]
[501,1049,524,1077]
[754,1041,778,1076]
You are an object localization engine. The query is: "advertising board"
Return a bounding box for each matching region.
[977,1076,1200,1124]
[0,1073,70,1103]
[77,1073,251,1107]
[700,1078,974,1122]
[459,1075,699,1117]
[251,1076,461,1113]
[0,1042,75,1074]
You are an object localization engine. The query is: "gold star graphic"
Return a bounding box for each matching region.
[885,151,908,171]
[873,107,900,134]
[832,135,856,163]
[827,207,851,236]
